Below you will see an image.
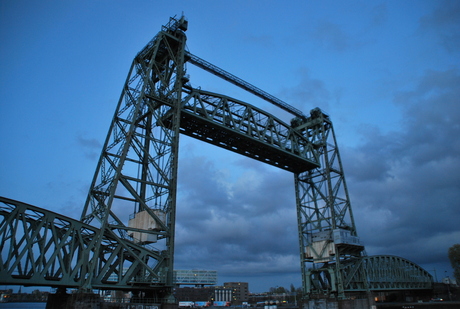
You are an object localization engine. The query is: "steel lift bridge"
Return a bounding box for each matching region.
[0,16,432,304]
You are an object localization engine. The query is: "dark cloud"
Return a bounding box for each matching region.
[77,134,102,159]
[418,0,460,53]
[311,21,352,52]
[175,154,299,281]
[343,68,460,268]
[2,0,458,294]
[280,68,331,112]
[174,65,460,288]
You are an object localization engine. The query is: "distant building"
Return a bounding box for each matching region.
[175,282,249,305]
[174,286,214,302]
[213,286,233,303]
[224,282,249,305]
[175,270,218,286]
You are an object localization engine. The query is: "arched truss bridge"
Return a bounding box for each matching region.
[308,255,432,295]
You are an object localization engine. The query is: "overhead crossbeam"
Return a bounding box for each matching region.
[0,197,165,290]
[186,52,307,119]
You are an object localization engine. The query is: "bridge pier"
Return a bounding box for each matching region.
[46,287,70,309]
[46,288,101,309]
[45,287,176,309]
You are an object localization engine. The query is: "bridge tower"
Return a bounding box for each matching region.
[292,109,366,299]
[80,16,189,301]
[79,14,364,301]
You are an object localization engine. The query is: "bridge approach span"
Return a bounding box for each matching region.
[0,197,166,290]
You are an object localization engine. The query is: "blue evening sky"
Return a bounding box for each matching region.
[1,0,459,292]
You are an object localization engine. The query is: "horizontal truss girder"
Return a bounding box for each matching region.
[0,197,165,290]
[171,88,319,173]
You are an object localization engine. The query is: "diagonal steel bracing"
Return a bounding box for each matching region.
[0,16,319,300]
[77,15,319,301]
[292,108,366,298]
[0,15,434,303]
[177,87,318,173]
[0,197,164,290]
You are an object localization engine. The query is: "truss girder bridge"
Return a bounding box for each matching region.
[340,255,432,291]
[0,198,165,290]
[0,15,433,302]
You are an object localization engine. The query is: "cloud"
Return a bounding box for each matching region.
[174,66,460,287]
[175,154,299,279]
[310,21,352,52]
[77,134,102,160]
[343,68,460,267]
[418,0,460,53]
[280,68,331,112]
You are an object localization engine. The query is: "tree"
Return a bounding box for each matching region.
[269,286,287,294]
[448,244,460,283]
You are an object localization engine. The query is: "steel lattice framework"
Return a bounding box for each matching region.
[0,198,165,292]
[0,15,433,303]
[179,88,318,173]
[292,108,368,298]
[341,255,433,291]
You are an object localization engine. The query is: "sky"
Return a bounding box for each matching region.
[1,0,459,293]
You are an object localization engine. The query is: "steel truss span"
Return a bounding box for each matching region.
[0,197,165,290]
[306,255,433,295]
[0,15,433,301]
[352,255,433,291]
[179,87,318,173]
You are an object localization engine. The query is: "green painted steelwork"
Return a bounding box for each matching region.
[344,255,433,291]
[293,108,367,299]
[79,15,189,301]
[179,88,318,173]
[186,52,307,119]
[0,197,166,292]
[0,15,434,302]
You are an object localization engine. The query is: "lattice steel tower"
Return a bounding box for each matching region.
[292,110,365,299]
[80,17,189,302]
[79,15,364,301]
